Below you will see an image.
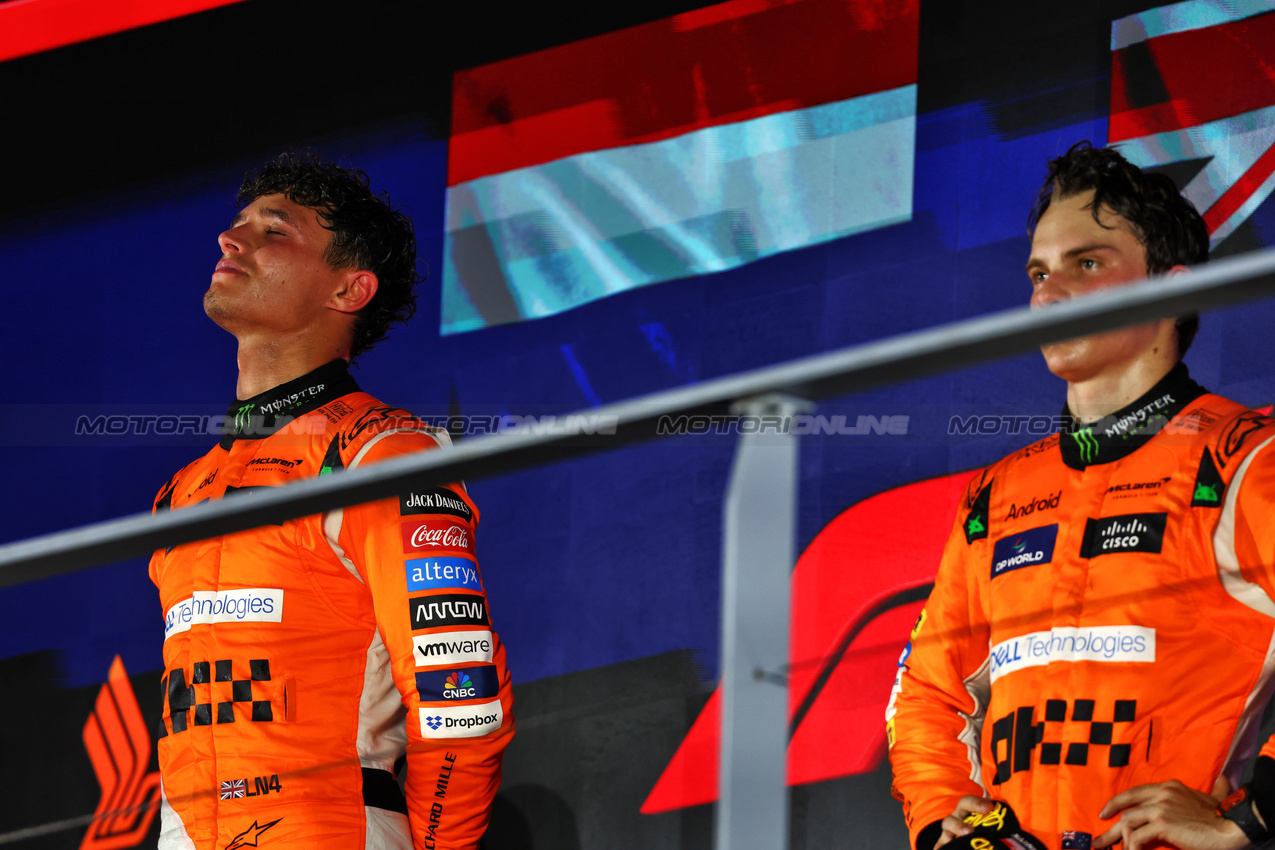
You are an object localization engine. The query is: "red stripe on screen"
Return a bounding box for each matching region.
[1202,139,1275,234]
[0,0,249,63]
[1109,10,1275,142]
[448,0,919,186]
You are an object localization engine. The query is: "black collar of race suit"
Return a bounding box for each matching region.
[219,359,360,447]
[1058,362,1207,470]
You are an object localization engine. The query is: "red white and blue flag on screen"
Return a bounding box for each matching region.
[1111,0,1275,248]
[220,779,246,800]
[441,0,920,334]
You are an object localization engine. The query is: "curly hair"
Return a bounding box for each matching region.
[1027,141,1209,357]
[237,152,421,361]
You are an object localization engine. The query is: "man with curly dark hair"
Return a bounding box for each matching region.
[888,142,1275,850]
[150,153,514,850]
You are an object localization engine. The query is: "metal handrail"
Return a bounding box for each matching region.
[1,248,1274,588]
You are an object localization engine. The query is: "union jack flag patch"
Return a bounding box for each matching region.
[220,778,245,800]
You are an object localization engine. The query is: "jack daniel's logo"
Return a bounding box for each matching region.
[400,488,473,522]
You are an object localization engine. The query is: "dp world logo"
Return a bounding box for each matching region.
[424,715,443,731]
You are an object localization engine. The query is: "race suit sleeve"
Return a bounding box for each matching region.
[1224,435,1275,769]
[332,424,515,850]
[888,474,993,850]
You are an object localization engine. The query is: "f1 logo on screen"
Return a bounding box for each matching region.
[642,471,976,812]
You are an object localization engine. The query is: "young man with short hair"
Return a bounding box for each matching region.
[151,154,513,850]
[888,143,1275,850]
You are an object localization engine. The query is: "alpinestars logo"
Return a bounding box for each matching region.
[80,656,161,849]
[225,818,282,849]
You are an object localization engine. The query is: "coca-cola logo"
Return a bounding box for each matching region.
[402,519,472,554]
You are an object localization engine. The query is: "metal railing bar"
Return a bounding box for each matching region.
[1,248,1273,587]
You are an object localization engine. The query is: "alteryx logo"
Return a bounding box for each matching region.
[406,557,482,592]
[990,524,1058,579]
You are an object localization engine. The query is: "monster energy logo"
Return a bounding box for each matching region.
[1071,428,1099,463]
[1193,482,1219,503]
[966,515,985,535]
[232,403,254,434]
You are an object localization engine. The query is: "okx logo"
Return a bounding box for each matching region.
[80,656,161,849]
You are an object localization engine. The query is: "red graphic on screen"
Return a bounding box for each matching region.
[448,0,919,185]
[642,470,977,812]
[0,0,248,64]
[80,655,161,849]
[1110,8,1275,243]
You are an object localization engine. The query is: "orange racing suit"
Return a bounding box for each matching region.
[888,364,1275,850]
[149,359,514,850]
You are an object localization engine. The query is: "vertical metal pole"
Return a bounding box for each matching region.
[716,393,811,850]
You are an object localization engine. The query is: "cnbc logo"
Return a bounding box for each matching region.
[444,671,477,699]
[415,664,498,704]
